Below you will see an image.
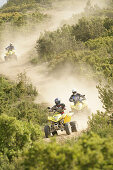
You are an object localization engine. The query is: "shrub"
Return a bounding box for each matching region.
[0,115,42,160]
[5,101,48,125]
[97,84,113,113]
[36,25,84,60]
[88,111,113,138]
[72,17,106,42]
[22,133,113,170]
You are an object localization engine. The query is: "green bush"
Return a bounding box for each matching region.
[72,17,106,42]
[0,115,42,160]
[37,32,113,82]
[36,16,113,82]
[0,74,37,115]
[22,133,113,170]
[0,74,48,125]
[85,36,113,52]
[0,11,48,26]
[0,4,36,13]
[36,25,84,61]
[5,101,48,125]
[88,84,113,137]
[97,84,113,113]
[88,111,113,138]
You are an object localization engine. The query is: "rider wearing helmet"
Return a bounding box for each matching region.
[6,43,14,51]
[51,98,65,114]
[69,89,85,105]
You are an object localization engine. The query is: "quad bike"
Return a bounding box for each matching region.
[44,108,77,138]
[4,50,17,61]
[70,96,88,114]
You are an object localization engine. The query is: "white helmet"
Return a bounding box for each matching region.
[72,89,77,93]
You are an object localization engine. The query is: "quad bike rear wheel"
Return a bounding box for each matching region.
[70,121,77,132]
[44,125,50,138]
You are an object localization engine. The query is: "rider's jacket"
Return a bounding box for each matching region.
[6,45,14,51]
[51,103,65,114]
[69,93,84,105]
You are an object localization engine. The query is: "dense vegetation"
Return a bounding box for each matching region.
[0,0,50,28]
[0,0,113,169]
[36,16,113,81]
[0,73,48,124]
[0,73,48,169]
[22,133,113,170]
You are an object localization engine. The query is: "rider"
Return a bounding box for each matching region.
[69,89,85,105]
[6,43,14,51]
[51,98,66,114]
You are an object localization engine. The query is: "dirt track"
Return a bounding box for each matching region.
[44,130,82,143]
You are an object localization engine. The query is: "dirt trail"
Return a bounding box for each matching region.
[44,131,82,143]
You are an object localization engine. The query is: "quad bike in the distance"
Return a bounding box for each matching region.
[70,95,88,114]
[44,107,77,138]
[4,50,17,61]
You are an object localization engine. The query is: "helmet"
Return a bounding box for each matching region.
[10,43,13,46]
[55,98,60,105]
[72,89,77,93]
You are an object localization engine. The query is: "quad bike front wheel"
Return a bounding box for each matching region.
[65,123,71,135]
[44,125,50,138]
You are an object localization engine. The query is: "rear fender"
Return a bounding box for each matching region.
[64,115,71,123]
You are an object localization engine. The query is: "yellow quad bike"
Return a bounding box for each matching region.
[70,96,88,113]
[4,50,17,61]
[44,108,77,138]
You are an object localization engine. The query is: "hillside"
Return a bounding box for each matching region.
[0,0,113,170]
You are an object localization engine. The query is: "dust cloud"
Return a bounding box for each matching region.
[0,0,105,131]
[33,64,103,131]
[0,61,103,131]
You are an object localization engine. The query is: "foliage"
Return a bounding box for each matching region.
[0,0,50,27]
[2,0,52,8]
[72,17,106,42]
[5,101,48,125]
[0,11,48,26]
[36,25,85,60]
[0,74,48,125]
[0,4,36,13]
[97,84,113,113]
[0,114,42,160]
[39,35,113,82]
[0,74,47,166]
[88,84,113,137]
[88,111,113,138]
[21,133,113,170]
[0,153,11,170]
[36,16,113,81]
[0,74,37,115]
